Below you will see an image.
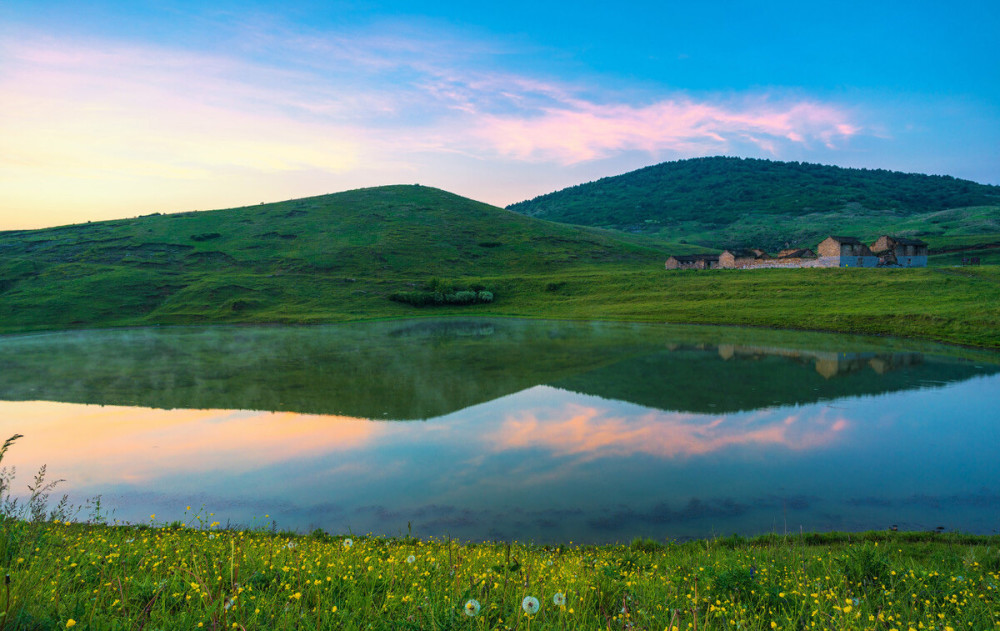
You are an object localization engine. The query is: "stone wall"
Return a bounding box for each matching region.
[666,257,717,270]
[721,256,822,269]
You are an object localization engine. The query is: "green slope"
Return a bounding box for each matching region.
[506,157,1000,250]
[0,185,690,332]
[1,185,999,350]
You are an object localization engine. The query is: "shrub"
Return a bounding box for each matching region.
[389,287,495,307]
[446,291,477,304]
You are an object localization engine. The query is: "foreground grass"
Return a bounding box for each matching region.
[1,519,998,630]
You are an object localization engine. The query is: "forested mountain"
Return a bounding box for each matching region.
[507,157,1000,249]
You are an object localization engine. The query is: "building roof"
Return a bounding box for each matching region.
[723,249,768,259]
[669,254,720,262]
[826,236,863,244]
[776,249,816,258]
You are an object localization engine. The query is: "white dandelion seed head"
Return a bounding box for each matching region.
[521,596,540,614]
[286,541,296,549]
[546,559,553,566]
[552,592,566,606]
[343,538,353,549]
[464,599,481,617]
[406,555,416,564]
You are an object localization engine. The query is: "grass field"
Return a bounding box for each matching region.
[3,516,999,630]
[2,264,998,349]
[1,185,998,350]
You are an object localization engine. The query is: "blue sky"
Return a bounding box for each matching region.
[1,0,998,228]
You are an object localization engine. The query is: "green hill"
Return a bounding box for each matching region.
[506,157,1000,250]
[0,185,685,333]
[1,184,998,350]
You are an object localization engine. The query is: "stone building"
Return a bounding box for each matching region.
[816,236,879,267]
[718,249,768,268]
[870,236,929,267]
[665,235,926,271]
[776,248,816,259]
[718,248,818,269]
[664,254,720,270]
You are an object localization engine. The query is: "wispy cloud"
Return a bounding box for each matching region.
[1,30,862,165]
[0,23,866,224]
[0,36,363,178]
[472,97,860,163]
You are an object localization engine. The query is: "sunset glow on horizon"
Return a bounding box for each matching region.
[2,1,998,229]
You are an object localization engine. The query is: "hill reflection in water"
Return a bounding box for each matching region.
[0,320,997,542]
[0,319,995,417]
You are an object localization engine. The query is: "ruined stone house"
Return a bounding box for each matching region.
[776,248,816,259]
[718,249,767,268]
[870,236,929,267]
[816,236,879,267]
[664,254,720,270]
[665,234,927,270]
[718,248,818,269]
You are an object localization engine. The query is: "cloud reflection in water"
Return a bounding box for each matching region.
[1,375,998,542]
[492,391,850,460]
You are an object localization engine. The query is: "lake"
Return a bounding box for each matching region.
[0,319,998,543]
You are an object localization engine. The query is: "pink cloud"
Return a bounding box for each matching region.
[474,97,860,163]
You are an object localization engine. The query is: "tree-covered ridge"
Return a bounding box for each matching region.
[506,156,1000,230]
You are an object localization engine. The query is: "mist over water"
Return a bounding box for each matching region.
[1,319,997,542]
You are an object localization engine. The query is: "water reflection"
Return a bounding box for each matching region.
[0,320,994,417]
[0,319,998,542]
[492,402,849,459]
[717,344,925,378]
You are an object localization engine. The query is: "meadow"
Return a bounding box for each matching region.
[2,185,998,350]
[3,514,999,630]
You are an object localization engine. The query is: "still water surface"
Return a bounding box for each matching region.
[0,319,997,542]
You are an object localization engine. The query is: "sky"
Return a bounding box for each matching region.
[2,0,998,229]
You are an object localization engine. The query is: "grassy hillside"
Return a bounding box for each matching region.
[1,185,998,350]
[0,185,688,331]
[507,157,1000,250]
